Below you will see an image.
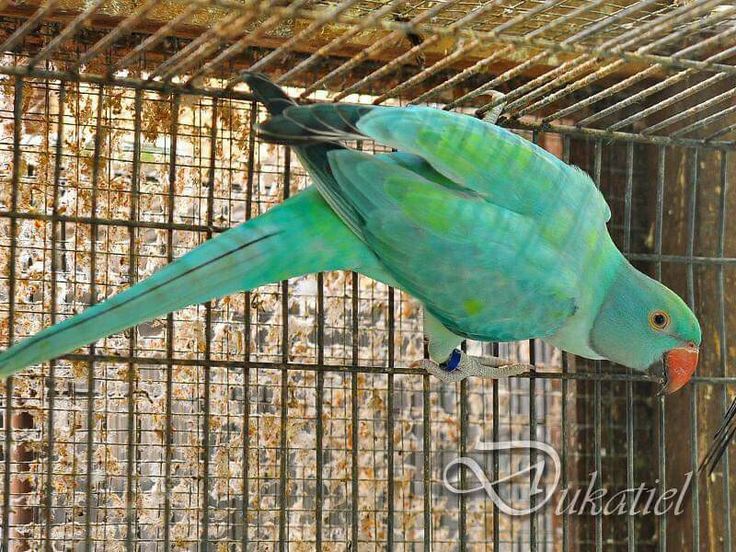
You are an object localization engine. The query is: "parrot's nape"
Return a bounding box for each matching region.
[0,72,701,400]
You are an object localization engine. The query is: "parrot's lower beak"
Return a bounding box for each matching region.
[657,343,699,395]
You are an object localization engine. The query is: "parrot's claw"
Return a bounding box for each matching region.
[419,358,467,383]
[482,91,507,125]
[418,349,533,383]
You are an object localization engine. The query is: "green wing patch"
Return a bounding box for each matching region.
[324,149,580,341]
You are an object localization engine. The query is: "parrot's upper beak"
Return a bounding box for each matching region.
[656,343,699,395]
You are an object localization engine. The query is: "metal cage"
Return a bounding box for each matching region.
[0,0,734,550]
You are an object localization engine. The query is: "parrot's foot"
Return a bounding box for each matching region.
[417,349,533,383]
[482,91,506,124]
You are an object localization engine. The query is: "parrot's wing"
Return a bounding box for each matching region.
[258,104,611,223]
[321,148,579,341]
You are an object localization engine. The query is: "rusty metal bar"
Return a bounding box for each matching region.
[1,74,23,552]
[0,54,732,153]
[241,325,251,548]
[120,86,141,547]
[156,11,259,82]
[604,68,733,131]
[505,0,727,119]
[642,88,736,135]
[553,24,736,126]
[278,147,292,551]
[241,99,257,550]
[83,82,105,551]
[491,345,500,549]
[655,145,667,552]
[350,270,359,547]
[374,0,577,104]
[410,43,511,105]
[408,0,607,106]
[687,149,700,551]
[458,362,468,552]
[334,0,514,101]
[591,71,732,131]
[0,50,728,151]
[162,92,181,551]
[275,0,407,85]
[253,2,736,78]
[467,0,666,114]
[200,96,218,550]
[299,0,460,98]
[716,150,733,552]
[376,37,483,104]
[0,209,229,233]
[124,87,143,550]
[187,0,312,84]
[705,121,736,141]
[27,0,107,69]
[150,3,259,80]
[529,341,537,550]
[544,8,736,124]
[624,142,635,552]
[315,270,325,549]
[112,3,203,72]
[41,350,735,384]
[477,0,724,117]
[671,102,736,138]
[506,118,735,148]
[560,136,571,552]
[10,0,736,86]
[474,22,736,77]
[238,0,362,78]
[0,0,61,54]
[593,142,603,552]
[42,79,65,552]
[0,63,257,103]
[481,57,599,116]
[448,0,630,111]
[71,0,161,72]
[386,287,395,548]
[422,370,431,550]
[529,131,542,552]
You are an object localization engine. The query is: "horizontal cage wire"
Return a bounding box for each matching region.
[0,0,732,550]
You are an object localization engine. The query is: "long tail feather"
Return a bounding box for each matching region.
[242,71,296,116]
[699,395,736,475]
[257,104,374,145]
[0,188,369,377]
[243,70,375,145]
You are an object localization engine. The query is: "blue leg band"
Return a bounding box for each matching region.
[441,349,462,372]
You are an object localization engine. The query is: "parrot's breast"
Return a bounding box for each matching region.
[418,211,623,348]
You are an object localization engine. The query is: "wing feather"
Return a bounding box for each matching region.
[326,149,579,341]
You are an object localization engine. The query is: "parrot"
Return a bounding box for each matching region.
[0,72,701,394]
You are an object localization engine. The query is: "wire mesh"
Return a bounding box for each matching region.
[0,1,733,550]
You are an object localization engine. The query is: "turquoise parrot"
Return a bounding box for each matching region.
[0,73,701,393]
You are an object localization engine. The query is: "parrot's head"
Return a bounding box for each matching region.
[590,262,701,394]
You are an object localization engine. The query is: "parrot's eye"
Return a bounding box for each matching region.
[649,311,670,330]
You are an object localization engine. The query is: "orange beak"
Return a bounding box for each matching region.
[660,343,699,395]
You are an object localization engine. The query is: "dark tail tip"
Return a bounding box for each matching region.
[242,71,296,116]
[698,396,736,476]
